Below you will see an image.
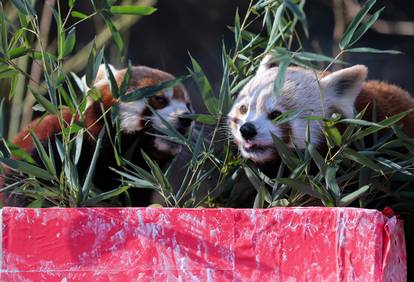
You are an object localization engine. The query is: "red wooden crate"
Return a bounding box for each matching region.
[0,207,406,281]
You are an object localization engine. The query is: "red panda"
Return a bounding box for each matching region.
[2,65,193,206]
[228,54,414,164]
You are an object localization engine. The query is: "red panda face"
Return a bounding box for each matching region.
[228,55,368,163]
[90,65,193,155]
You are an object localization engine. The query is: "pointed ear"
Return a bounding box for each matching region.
[257,53,279,74]
[95,64,117,84]
[320,65,368,98]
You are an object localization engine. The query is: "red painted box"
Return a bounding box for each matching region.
[0,207,406,281]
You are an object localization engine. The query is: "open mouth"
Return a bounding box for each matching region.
[242,141,274,153]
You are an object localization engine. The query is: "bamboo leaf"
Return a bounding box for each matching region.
[104,59,119,98]
[189,55,219,115]
[348,7,384,47]
[344,47,402,55]
[0,158,54,180]
[275,178,324,200]
[29,131,56,177]
[30,88,58,115]
[272,50,291,97]
[271,133,300,171]
[121,75,188,102]
[63,27,76,58]
[352,110,411,141]
[110,6,157,16]
[101,12,124,52]
[339,0,376,49]
[185,114,217,125]
[84,185,131,206]
[71,11,88,19]
[341,147,381,172]
[339,185,371,207]
[82,129,104,201]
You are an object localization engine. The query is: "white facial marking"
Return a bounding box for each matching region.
[119,100,147,133]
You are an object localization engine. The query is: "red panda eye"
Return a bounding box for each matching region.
[268,110,282,120]
[151,95,168,108]
[155,96,167,103]
[240,105,247,115]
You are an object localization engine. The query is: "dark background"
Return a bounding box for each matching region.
[120,0,414,107]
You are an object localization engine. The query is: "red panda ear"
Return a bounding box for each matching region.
[257,53,279,74]
[95,64,117,84]
[320,65,368,98]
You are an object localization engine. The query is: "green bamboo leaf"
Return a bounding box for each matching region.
[324,120,342,147]
[284,0,308,36]
[325,165,341,199]
[30,87,58,115]
[348,7,384,47]
[84,185,131,206]
[85,43,104,87]
[63,27,76,58]
[341,147,381,172]
[344,47,402,55]
[275,178,324,200]
[71,11,88,19]
[339,0,376,49]
[26,198,44,208]
[307,143,327,173]
[69,0,76,9]
[82,129,104,201]
[352,110,411,141]
[272,109,304,124]
[74,132,83,165]
[110,6,157,15]
[273,52,291,97]
[185,114,217,125]
[295,51,346,64]
[0,3,8,55]
[234,9,241,49]
[101,12,124,52]
[104,59,119,98]
[110,167,156,189]
[339,118,385,127]
[142,150,172,192]
[271,133,300,171]
[51,7,65,60]
[191,127,204,167]
[0,158,54,180]
[265,4,284,52]
[8,46,30,59]
[189,55,219,115]
[339,185,371,207]
[218,43,232,114]
[119,61,132,98]
[29,131,56,177]
[121,75,188,102]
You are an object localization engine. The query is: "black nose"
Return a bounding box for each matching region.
[178,112,193,128]
[240,122,257,140]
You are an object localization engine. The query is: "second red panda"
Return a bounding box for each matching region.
[3,65,193,206]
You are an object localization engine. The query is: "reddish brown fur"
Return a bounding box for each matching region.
[13,108,76,153]
[355,81,414,137]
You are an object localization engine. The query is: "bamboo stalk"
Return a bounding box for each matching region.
[20,0,56,130]
[19,0,157,123]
